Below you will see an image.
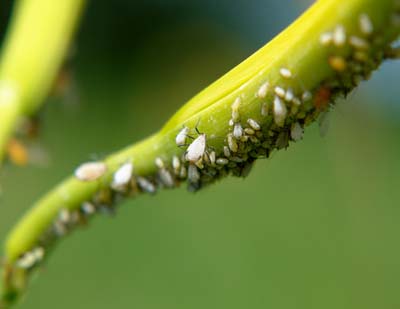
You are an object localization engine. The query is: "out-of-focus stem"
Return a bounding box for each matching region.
[0,0,86,165]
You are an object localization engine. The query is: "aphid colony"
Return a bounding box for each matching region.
[13,10,393,273]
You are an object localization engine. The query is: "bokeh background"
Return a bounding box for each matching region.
[1,0,400,308]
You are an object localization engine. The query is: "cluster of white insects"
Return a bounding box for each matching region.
[14,7,399,272]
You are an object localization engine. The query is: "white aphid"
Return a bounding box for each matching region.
[247,118,261,131]
[257,82,269,98]
[111,162,133,189]
[249,136,259,144]
[302,91,312,102]
[359,13,373,35]
[158,169,174,188]
[175,126,189,146]
[244,128,255,135]
[216,158,229,165]
[261,102,269,116]
[185,134,206,163]
[228,119,234,126]
[273,96,287,127]
[349,36,369,49]
[284,88,294,102]
[32,247,45,262]
[292,97,301,106]
[223,146,231,158]
[233,123,243,139]
[209,151,216,165]
[172,155,181,172]
[17,252,36,269]
[240,135,249,142]
[179,166,187,179]
[81,202,96,216]
[274,86,286,98]
[280,67,292,79]
[290,122,304,141]
[155,157,164,169]
[320,32,333,45]
[58,209,71,224]
[137,177,156,194]
[75,161,107,182]
[231,97,241,122]
[188,164,200,183]
[227,134,238,153]
[53,221,67,237]
[333,24,346,46]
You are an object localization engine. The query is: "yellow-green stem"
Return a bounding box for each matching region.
[0,0,86,164]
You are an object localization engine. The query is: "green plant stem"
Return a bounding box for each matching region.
[2,0,400,307]
[0,0,86,164]
[5,0,400,269]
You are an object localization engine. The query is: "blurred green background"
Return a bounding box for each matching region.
[1,0,400,308]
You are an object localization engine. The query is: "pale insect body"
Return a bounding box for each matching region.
[290,122,304,141]
[58,208,71,224]
[359,13,373,35]
[111,162,133,189]
[223,146,231,158]
[158,169,175,188]
[188,164,200,183]
[172,155,181,172]
[279,67,292,79]
[273,96,287,127]
[247,118,261,131]
[16,247,44,269]
[17,252,36,269]
[257,82,269,98]
[137,176,156,194]
[320,32,333,45]
[333,24,346,46]
[216,158,229,165]
[209,151,216,165]
[233,123,243,139]
[227,133,238,153]
[261,102,269,116]
[75,161,107,182]
[274,86,286,98]
[349,36,369,50]
[292,97,301,106]
[302,91,312,102]
[32,247,45,262]
[231,97,241,122]
[285,88,294,102]
[185,133,206,163]
[175,126,189,146]
[81,202,96,216]
[244,128,255,135]
[155,157,164,169]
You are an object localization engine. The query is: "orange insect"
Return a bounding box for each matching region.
[6,138,28,166]
[313,86,332,111]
